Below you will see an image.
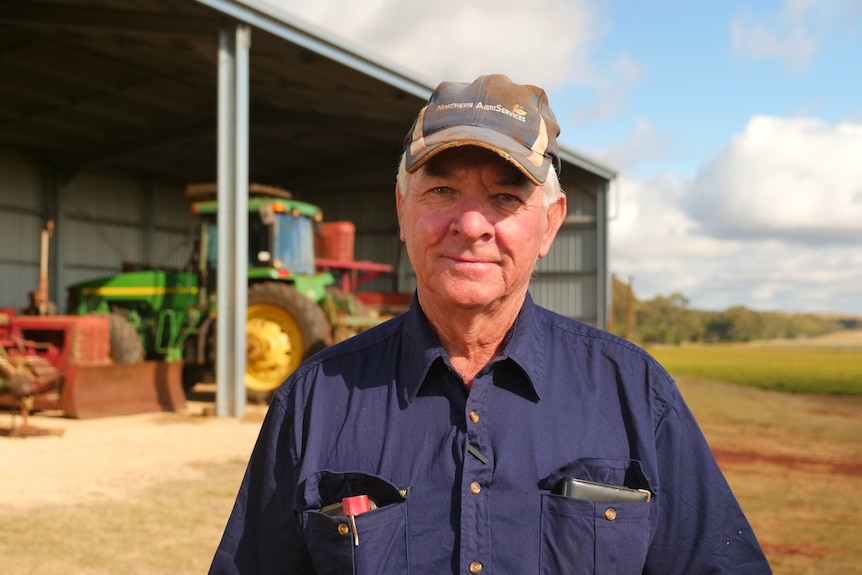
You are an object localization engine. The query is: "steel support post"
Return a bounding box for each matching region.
[215,22,250,417]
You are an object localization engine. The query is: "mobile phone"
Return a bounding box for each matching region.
[554,477,651,503]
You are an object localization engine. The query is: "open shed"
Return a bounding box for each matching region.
[0,0,617,414]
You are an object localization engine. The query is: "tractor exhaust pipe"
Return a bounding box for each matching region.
[36,221,54,316]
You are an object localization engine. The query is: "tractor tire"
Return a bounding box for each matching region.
[107,312,145,364]
[181,364,205,394]
[244,282,332,402]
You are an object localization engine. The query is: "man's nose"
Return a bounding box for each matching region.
[450,199,494,239]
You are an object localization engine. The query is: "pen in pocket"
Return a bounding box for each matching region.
[322,495,376,546]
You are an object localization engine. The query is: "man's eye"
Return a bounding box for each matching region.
[495,193,521,204]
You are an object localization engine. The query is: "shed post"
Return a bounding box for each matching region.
[215,21,251,417]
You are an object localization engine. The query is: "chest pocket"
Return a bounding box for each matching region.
[297,470,409,575]
[538,458,653,575]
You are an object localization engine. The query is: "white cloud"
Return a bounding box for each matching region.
[609,171,747,307]
[611,172,742,260]
[610,116,862,314]
[695,245,862,313]
[258,0,602,88]
[569,52,647,123]
[729,1,821,70]
[729,21,819,70]
[595,118,675,173]
[729,0,862,71]
[685,116,862,243]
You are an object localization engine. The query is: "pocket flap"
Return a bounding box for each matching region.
[296,470,406,513]
[539,458,650,492]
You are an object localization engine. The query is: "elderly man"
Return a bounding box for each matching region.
[210,75,771,574]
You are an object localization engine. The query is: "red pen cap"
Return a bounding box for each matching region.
[341,495,371,516]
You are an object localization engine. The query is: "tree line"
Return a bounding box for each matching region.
[607,275,861,345]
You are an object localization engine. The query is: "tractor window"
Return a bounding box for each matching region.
[274,214,316,276]
[248,217,272,266]
[203,217,274,270]
[204,221,218,270]
[201,214,314,276]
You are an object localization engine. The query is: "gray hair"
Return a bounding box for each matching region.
[396,153,564,207]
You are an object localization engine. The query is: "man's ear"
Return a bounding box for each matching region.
[538,195,567,259]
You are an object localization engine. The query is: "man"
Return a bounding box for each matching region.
[210,74,772,574]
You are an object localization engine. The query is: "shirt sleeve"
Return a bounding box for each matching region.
[645,381,772,574]
[208,391,314,575]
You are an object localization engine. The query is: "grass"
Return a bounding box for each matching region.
[647,343,862,395]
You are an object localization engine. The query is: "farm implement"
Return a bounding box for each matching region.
[0,309,185,421]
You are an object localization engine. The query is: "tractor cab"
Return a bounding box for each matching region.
[188,185,334,305]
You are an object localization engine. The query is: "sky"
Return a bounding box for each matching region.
[258,0,862,315]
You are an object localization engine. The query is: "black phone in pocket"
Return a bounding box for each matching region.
[554,477,651,502]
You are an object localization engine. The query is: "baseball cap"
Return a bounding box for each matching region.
[403,74,561,185]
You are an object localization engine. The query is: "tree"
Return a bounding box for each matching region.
[635,292,702,344]
[606,275,852,344]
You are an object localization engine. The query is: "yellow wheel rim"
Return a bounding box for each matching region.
[245,303,305,393]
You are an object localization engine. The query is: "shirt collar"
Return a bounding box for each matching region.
[397,293,547,404]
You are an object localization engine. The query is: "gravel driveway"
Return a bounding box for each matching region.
[0,390,267,512]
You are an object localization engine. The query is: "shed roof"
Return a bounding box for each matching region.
[0,0,616,198]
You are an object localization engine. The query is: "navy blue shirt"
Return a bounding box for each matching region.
[210,295,771,574]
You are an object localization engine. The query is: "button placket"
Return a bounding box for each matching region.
[460,374,492,575]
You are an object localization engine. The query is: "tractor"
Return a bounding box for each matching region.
[66,184,397,401]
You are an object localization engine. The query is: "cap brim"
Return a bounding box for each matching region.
[406,125,552,185]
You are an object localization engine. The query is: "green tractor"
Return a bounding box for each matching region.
[67,185,388,401]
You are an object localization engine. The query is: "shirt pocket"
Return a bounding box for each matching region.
[540,494,651,575]
[538,458,653,575]
[297,470,409,575]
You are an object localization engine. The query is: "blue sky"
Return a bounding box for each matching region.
[259,0,862,315]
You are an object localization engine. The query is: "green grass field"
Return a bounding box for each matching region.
[647,343,862,395]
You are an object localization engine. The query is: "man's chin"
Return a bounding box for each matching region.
[437,284,504,310]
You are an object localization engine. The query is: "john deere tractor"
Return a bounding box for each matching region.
[67,185,385,401]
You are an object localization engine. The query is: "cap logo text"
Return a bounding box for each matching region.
[435,101,528,123]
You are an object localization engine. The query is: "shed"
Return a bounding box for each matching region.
[0,0,617,413]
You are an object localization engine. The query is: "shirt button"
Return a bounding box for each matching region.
[469,411,479,423]
[604,507,617,521]
[469,561,483,573]
[337,523,350,535]
[469,481,482,494]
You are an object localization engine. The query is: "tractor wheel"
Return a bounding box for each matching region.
[244,282,332,402]
[107,313,145,364]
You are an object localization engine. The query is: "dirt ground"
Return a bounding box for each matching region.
[0,386,267,512]
[3,378,861,573]
[674,376,862,573]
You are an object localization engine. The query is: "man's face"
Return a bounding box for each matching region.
[396,146,566,313]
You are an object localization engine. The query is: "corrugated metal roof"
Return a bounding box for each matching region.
[0,0,615,199]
